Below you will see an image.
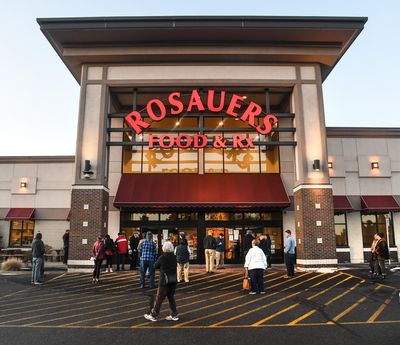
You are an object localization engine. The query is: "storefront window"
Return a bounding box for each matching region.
[361,212,395,247]
[334,213,348,247]
[9,220,34,247]
[205,212,229,221]
[160,213,178,221]
[244,212,261,220]
[130,213,159,221]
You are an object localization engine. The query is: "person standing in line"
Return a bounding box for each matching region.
[372,232,389,279]
[244,239,267,295]
[215,233,225,269]
[138,231,157,288]
[243,230,255,259]
[175,238,191,282]
[259,235,272,269]
[92,236,105,283]
[62,229,69,265]
[115,232,128,271]
[369,236,380,277]
[129,231,140,270]
[31,232,45,285]
[104,234,115,273]
[144,241,179,322]
[283,230,296,278]
[203,230,216,274]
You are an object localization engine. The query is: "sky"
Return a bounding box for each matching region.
[0,0,399,156]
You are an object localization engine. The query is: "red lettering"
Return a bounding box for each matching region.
[256,114,278,135]
[187,89,205,112]
[125,111,150,134]
[193,134,208,148]
[168,92,184,115]
[226,94,244,118]
[149,134,159,149]
[244,137,255,148]
[207,90,225,112]
[176,134,192,149]
[240,102,262,128]
[159,135,174,148]
[147,99,166,121]
[232,134,245,148]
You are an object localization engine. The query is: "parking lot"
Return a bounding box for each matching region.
[0,268,398,331]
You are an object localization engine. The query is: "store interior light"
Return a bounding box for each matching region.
[20,181,27,188]
[371,161,379,169]
[328,162,333,169]
[175,120,180,126]
[242,96,247,99]
[218,121,224,126]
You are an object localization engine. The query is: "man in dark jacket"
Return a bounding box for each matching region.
[372,232,389,279]
[62,229,69,265]
[259,234,272,268]
[203,230,216,274]
[175,239,191,282]
[31,233,45,285]
[243,230,255,258]
[129,232,140,270]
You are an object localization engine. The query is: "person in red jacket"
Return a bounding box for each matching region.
[115,232,128,271]
[92,236,105,283]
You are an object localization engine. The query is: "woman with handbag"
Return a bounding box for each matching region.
[244,239,267,295]
[144,241,179,322]
[104,234,115,273]
[92,236,105,284]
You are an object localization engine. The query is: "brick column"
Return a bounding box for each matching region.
[68,187,109,271]
[294,186,337,272]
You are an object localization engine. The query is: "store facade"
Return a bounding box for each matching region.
[2,16,400,271]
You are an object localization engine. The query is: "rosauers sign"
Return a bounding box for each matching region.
[125,89,278,149]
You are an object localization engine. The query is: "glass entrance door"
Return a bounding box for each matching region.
[205,227,241,264]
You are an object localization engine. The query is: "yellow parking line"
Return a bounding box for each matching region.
[329,285,382,323]
[367,289,398,323]
[46,273,67,283]
[168,273,319,328]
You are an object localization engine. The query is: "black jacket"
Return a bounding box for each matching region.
[203,235,216,249]
[62,233,69,248]
[259,239,271,256]
[175,244,190,264]
[32,239,45,258]
[243,234,254,253]
[155,252,177,286]
[129,236,140,251]
[104,238,115,252]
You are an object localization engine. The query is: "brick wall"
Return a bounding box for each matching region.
[69,188,109,263]
[294,187,337,269]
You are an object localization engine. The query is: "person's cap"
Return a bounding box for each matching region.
[378,232,385,238]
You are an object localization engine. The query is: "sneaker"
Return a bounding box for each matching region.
[165,315,179,321]
[144,314,158,322]
[249,291,257,295]
[34,282,43,285]
[140,284,145,288]
[260,291,266,295]
[110,268,113,273]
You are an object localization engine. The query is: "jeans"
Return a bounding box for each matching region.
[285,253,296,277]
[249,269,264,293]
[117,253,125,270]
[150,284,177,317]
[63,246,69,264]
[266,255,272,268]
[32,257,43,283]
[93,259,102,279]
[140,260,155,288]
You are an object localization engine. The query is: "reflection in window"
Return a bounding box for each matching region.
[205,213,229,221]
[9,220,34,247]
[361,212,395,247]
[334,213,348,247]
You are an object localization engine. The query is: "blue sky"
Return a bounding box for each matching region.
[0,0,399,156]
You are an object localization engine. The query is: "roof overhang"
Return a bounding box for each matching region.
[37,16,367,83]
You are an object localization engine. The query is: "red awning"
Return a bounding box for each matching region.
[333,196,353,212]
[5,208,35,220]
[361,196,400,212]
[114,174,290,209]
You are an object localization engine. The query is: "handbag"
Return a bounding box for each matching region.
[243,277,250,291]
[163,271,177,285]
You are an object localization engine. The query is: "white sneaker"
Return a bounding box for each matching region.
[249,291,257,295]
[165,315,179,321]
[144,314,158,322]
[110,268,113,273]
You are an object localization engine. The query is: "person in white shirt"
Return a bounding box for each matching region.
[244,239,267,295]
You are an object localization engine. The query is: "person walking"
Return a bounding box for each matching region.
[203,230,216,274]
[92,236,105,283]
[283,229,296,278]
[129,231,140,270]
[144,241,179,322]
[175,238,191,282]
[31,232,45,285]
[138,231,157,288]
[215,233,225,269]
[372,232,389,279]
[104,234,115,273]
[115,232,128,271]
[243,230,255,258]
[259,234,272,269]
[244,239,267,294]
[62,229,69,265]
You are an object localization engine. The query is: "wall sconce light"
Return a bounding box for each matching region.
[20,181,27,188]
[82,160,94,179]
[371,162,379,170]
[328,162,333,169]
[312,159,321,171]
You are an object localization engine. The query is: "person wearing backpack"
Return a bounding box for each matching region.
[144,241,178,322]
[372,232,389,279]
[175,238,191,282]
